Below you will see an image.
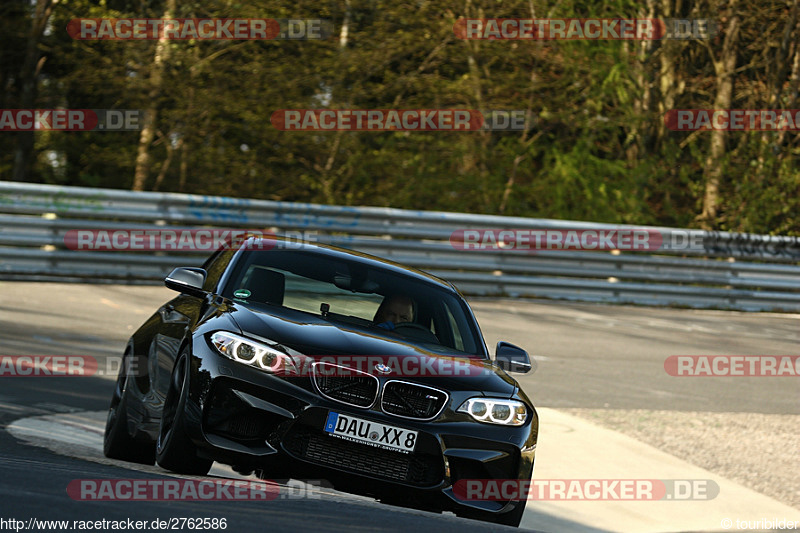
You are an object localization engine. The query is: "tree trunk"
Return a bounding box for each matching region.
[773,0,800,160]
[499,0,537,214]
[132,0,175,191]
[626,0,656,164]
[755,0,798,174]
[12,0,57,182]
[656,0,685,143]
[700,5,739,229]
[314,0,350,204]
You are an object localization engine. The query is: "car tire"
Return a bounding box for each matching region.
[103,354,155,465]
[156,348,212,475]
[456,501,527,528]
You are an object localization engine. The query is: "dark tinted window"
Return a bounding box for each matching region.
[223,249,485,356]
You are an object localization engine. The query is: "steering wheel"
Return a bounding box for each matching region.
[392,322,440,343]
[392,322,427,332]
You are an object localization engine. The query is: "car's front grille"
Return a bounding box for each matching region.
[284,428,443,486]
[312,363,379,408]
[381,381,448,420]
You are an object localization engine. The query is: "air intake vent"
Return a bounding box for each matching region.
[284,428,444,487]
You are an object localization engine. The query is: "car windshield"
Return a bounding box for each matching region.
[222,248,485,356]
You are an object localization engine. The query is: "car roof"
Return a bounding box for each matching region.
[239,235,459,293]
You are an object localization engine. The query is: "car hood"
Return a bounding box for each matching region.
[226,303,517,397]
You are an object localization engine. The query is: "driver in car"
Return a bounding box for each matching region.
[373,294,414,330]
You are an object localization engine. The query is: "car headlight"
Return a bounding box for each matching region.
[457,398,527,426]
[210,331,297,374]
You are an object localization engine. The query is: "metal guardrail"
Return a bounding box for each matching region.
[1,181,799,311]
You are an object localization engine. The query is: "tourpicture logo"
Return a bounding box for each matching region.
[453,18,718,40]
[270,109,532,131]
[67,18,333,40]
[720,518,800,530]
[665,109,800,131]
[0,109,143,131]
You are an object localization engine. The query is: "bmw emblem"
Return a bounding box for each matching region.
[374,363,392,375]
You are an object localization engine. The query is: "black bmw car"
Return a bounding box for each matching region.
[104,237,538,527]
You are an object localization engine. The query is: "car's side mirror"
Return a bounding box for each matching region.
[495,341,533,373]
[165,267,207,298]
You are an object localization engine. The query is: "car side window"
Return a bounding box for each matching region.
[428,302,463,351]
[443,305,465,351]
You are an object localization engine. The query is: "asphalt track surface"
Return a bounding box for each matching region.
[0,381,531,533]
[1,282,798,532]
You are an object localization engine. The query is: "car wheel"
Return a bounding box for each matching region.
[103,353,155,464]
[456,501,527,528]
[156,348,212,475]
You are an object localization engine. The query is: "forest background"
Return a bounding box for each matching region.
[2,0,798,234]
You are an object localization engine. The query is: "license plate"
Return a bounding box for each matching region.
[324,412,418,453]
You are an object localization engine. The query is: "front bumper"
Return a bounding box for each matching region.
[184,336,538,513]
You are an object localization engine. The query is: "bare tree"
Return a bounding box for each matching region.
[132,0,175,191]
[11,0,59,182]
[700,2,739,228]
